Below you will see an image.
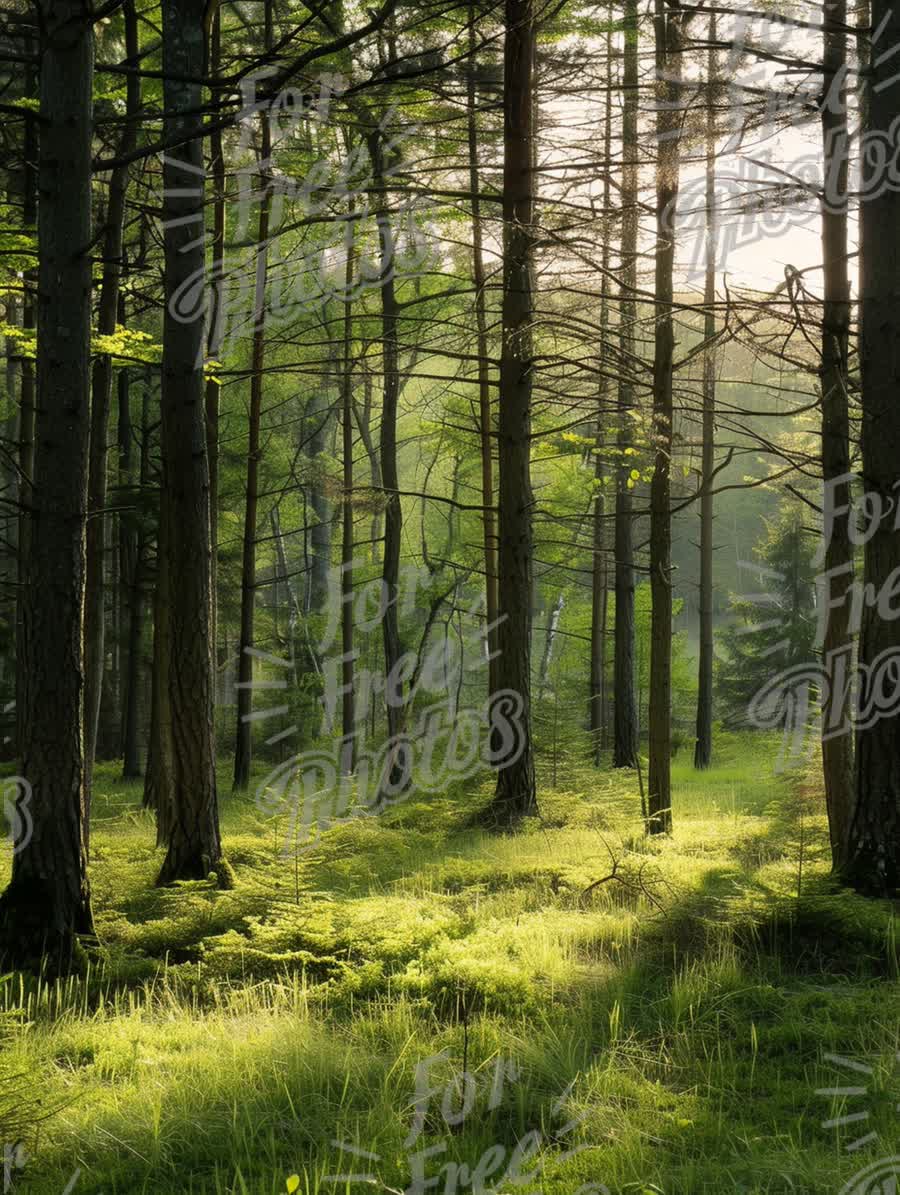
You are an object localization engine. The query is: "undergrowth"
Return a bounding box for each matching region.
[0,732,896,1194]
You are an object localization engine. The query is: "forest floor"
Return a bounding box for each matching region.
[0,732,897,1195]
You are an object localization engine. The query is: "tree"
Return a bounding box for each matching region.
[488,0,537,824]
[647,0,683,834]
[0,0,95,968]
[368,120,407,799]
[467,5,500,697]
[84,0,139,823]
[818,0,855,870]
[718,509,818,727]
[155,0,229,886]
[694,17,717,771]
[846,0,900,896]
[590,24,614,765]
[234,0,274,793]
[613,0,640,770]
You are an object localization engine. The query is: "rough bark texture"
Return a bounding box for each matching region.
[467,7,500,695]
[15,38,37,762]
[590,29,614,765]
[120,373,150,779]
[488,0,537,825]
[84,0,139,812]
[0,0,95,970]
[848,0,900,896]
[306,388,334,614]
[156,0,229,886]
[694,20,717,771]
[234,31,272,794]
[819,0,855,870]
[341,240,356,771]
[647,0,681,835]
[205,7,225,681]
[613,0,640,770]
[368,129,407,799]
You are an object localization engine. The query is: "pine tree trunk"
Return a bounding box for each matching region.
[467,7,500,695]
[694,19,717,771]
[234,13,273,794]
[15,35,37,764]
[306,388,334,614]
[368,130,407,799]
[819,0,855,870]
[647,0,682,835]
[121,375,150,779]
[205,6,225,698]
[613,0,640,769]
[341,238,356,772]
[591,29,614,765]
[0,0,95,969]
[846,0,900,896]
[488,0,537,825]
[84,0,139,821]
[155,0,229,885]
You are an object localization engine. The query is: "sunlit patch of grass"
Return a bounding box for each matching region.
[0,737,897,1193]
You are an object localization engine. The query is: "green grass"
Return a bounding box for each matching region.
[0,732,897,1194]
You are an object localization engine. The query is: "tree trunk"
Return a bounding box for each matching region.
[0,0,95,969]
[613,0,640,769]
[15,36,37,764]
[205,6,225,697]
[591,29,614,765]
[819,0,855,870]
[488,0,537,825]
[341,237,356,773]
[647,0,682,835]
[84,0,139,815]
[694,18,717,771]
[233,9,273,794]
[467,6,500,695]
[155,0,229,886]
[121,374,150,779]
[846,0,900,896]
[306,388,334,614]
[368,130,407,799]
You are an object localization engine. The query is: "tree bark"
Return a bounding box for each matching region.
[613,0,640,769]
[846,0,900,896]
[341,236,356,773]
[0,0,95,969]
[206,6,225,697]
[367,129,407,799]
[15,34,38,764]
[591,25,614,765]
[234,5,273,794]
[819,0,855,870]
[84,0,139,819]
[488,0,537,825]
[306,388,335,614]
[155,0,229,885]
[120,373,150,779]
[694,18,717,771]
[467,5,500,695]
[647,0,682,835]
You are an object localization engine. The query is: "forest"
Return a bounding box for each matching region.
[0,0,897,1191]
